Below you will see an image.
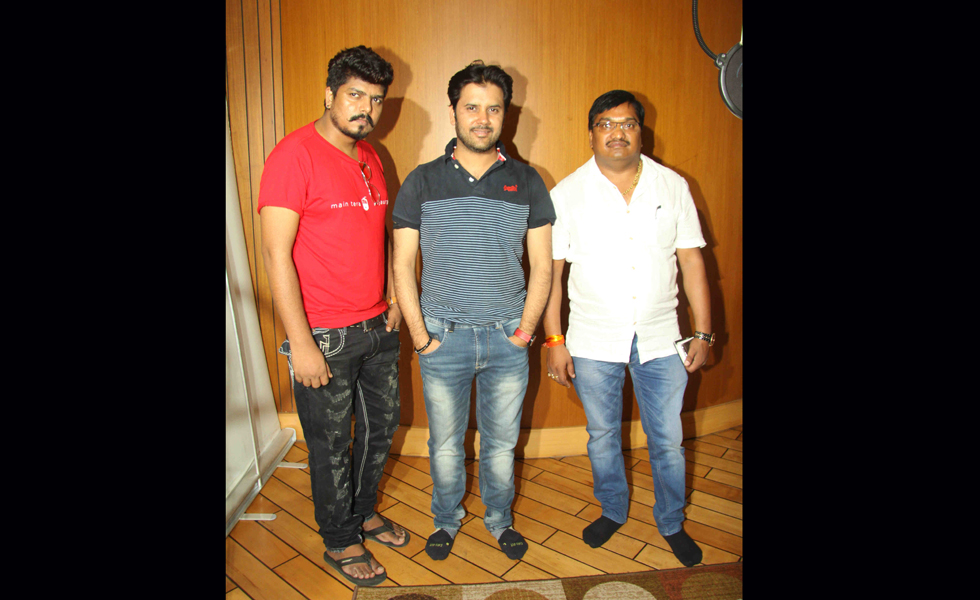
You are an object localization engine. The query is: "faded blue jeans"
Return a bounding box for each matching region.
[572,335,689,536]
[419,316,528,533]
[279,313,400,552]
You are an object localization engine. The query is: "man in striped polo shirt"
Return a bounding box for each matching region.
[392,61,555,562]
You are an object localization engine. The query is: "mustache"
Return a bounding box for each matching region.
[606,139,629,146]
[350,114,375,127]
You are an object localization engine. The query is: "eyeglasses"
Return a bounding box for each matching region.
[592,119,639,132]
[359,161,381,210]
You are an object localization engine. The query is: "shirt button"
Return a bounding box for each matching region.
[469,177,474,182]
[454,164,459,169]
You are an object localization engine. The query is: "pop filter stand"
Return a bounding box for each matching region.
[693,0,742,119]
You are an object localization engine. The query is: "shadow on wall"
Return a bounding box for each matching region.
[362,47,435,428]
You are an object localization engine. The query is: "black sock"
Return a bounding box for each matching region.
[582,516,624,548]
[425,529,456,560]
[663,529,703,567]
[497,528,528,559]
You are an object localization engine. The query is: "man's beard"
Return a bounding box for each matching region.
[455,123,500,153]
[331,111,374,141]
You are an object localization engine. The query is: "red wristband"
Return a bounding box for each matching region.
[514,328,536,345]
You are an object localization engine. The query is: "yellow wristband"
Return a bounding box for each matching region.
[388,297,397,306]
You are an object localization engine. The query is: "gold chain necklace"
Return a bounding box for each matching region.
[622,159,642,197]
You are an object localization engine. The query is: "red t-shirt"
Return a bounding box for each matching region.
[257,122,389,328]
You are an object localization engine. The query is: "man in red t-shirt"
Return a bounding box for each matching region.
[257,45,407,587]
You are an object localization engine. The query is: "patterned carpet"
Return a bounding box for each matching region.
[352,562,742,599]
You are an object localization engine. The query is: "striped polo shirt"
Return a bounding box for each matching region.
[393,139,555,324]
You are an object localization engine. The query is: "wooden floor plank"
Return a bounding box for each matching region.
[542,530,650,574]
[273,555,356,599]
[229,519,298,569]
[683,520,743,556]
[712,428,740,440]
[529,470,601,505]
[684,504,742,537]
[502,561,557,581]
[273,467,312,497]
[722,448,742,463]
[383,456,433,490]
[687,490,743,519]
[633,542,688,570]
[683,439,728,458]
[698,434,743,451]
[685,450,742,475]
[517,541,605,579]
[283,445,309,463]
[523,458,593,486]
[705,469,742,489]
[513,478,589,515]
[393,455,432,474]
[699,543,742,565]
[558,455,593,471]
[225,537,306,600]
[377,472,437,516]
[245,492,282,514]
[685,474,743,503]
[259,477,318,531]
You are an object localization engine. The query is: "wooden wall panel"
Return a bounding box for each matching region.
[226,0,295,413]
[228,0,742,430]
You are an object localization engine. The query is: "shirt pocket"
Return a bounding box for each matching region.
[654,203,676,249]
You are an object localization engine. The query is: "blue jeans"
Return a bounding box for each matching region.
[279,315,400,552]
[572,335,689,536]
[419,316,528,532]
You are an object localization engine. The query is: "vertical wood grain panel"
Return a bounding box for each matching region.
[231,0,742,428]
[226,0,294,413]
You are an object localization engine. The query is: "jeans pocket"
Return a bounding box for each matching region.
[500,321,528,351]
[418,330,445,358]
[312,328,345,358]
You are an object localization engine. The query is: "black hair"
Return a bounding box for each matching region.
[447,60,514,112]
[325,45,394,97]
[588,90,645,130]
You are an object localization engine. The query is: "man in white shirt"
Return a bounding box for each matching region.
[541,90,713,567]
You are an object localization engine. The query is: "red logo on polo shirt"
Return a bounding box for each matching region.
[504,184,517,192]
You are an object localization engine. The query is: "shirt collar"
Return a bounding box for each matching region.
[444,138,508,164]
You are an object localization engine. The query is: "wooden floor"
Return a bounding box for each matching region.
[225,426,743,599]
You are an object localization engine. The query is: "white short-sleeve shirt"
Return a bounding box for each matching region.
[551,154,705,364]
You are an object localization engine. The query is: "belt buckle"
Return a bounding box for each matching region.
[362,314,383,332]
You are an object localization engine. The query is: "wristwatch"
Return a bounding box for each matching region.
[513,328,536,345]
[693,331,715,346]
